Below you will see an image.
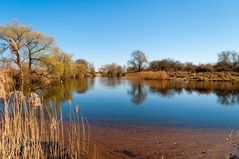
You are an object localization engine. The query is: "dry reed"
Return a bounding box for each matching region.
[0,75,90,158]
[125,71,168,80]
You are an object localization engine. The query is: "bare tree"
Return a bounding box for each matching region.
[25,31,54,74]
[215,51,239,71]
[128,50,147,72]
[218,51,231,65]
[99,63,124,77]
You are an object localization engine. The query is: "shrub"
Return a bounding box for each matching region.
[195,64,214,72]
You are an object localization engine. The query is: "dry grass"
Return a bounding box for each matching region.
[167,71,239,82]
[125,71,239,82]
[0,74,5,99]
[0,76,90,158]
[125,71,168,80]
[0,69,13,98]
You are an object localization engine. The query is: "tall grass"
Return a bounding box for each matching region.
[0,76,90,158]
[125,71,168,80]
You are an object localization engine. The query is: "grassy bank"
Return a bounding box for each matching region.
[124,71,168,80]
[124,71,239,82]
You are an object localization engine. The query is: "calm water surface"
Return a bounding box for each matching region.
[40,78,239,129]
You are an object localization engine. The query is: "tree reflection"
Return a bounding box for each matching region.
[37,78,94,109]
[139,80,239,106]
[99,77,122,88]
[216,92,239,106]
[76,78,95,94]
[127,81,147,106]
[75,79,87,94]
[145,80,183,97]
[34,78,239,108]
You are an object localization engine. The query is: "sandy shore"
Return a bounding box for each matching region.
[88,125,239,159]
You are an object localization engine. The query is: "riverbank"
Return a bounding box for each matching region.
[89,124,239,159]
[124,71,239,82]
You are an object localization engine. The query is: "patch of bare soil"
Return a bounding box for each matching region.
[88,125,239,159]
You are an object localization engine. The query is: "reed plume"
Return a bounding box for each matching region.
[0,77,90,158]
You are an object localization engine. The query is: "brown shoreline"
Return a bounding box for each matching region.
[124,71,239,82]
[88,125,239,159]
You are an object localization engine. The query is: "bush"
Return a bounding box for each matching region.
[195,64,213,72]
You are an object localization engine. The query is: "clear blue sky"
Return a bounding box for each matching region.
[0,0,239,69]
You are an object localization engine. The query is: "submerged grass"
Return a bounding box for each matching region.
[0,73,91,158]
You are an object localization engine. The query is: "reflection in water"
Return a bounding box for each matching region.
[38,78,95,108]
[127,81,147,105]
[143,80,239,106]
[3,78,239,129]
[217,94,239,106]
[76,78,95,94]
[146,80,183,97]
[98,78,122,88]
[37,78,239,107]
[24,78,239,129]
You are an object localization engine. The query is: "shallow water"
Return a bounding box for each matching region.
[40,78,239,129]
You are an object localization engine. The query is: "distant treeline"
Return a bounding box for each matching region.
[149,51,239,72]
[99,50,239,77]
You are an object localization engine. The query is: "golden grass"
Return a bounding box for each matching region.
[0,69,13,98]
[0,93,90,158]
[0,77,5,99]
[0,74,90,158]
[125,71,168,80]
[125,71,239,82]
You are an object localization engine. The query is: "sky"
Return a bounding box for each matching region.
[0,0,239,69]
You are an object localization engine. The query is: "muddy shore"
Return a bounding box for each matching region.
[89,125,239,159]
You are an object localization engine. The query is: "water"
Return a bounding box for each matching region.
[39,78,239,129]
